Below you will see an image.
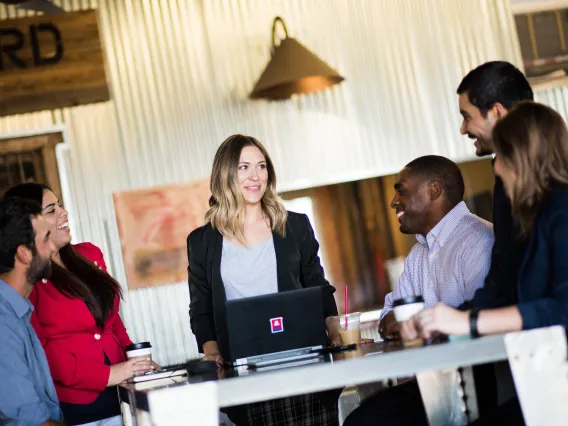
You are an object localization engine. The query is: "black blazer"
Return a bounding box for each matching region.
[465,174,528,310]
[187,211,338,360]
[516,188,568,329]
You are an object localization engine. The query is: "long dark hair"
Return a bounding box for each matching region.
[3,183,123,329]
[493,102,568,236]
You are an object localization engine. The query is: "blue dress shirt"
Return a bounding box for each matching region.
[0,280,62,425]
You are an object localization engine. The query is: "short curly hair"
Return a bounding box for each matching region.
[405,155,465,206]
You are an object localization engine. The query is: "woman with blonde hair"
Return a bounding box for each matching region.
[401,101,568,425]
[187,134,340,425]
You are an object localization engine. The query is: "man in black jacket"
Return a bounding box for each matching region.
[457,61,533,312]
[345,61,533,426]
[454,61,533,425]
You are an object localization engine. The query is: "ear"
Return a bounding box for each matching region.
[429,181,443,202]
[491,102,508,120]
[15,245,32,266]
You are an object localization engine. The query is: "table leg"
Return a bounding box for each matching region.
[416,367,477,426]
[121,401,135,426]
[124,387,139,426]
[504,325,568,426]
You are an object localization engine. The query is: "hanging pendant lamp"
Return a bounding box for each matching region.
[249,16,345,100]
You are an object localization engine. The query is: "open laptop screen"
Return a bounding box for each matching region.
[226,286,328,361]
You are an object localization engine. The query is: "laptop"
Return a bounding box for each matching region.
[226,287,328,366]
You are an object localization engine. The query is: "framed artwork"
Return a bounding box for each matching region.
[113,179,210,290]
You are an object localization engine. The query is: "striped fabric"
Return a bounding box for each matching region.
[381,202,494,319]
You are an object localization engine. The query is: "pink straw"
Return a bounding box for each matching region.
[344,286,349,328]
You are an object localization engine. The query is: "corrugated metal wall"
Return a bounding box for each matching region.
[536,86,568,118]
[0,0,522,364]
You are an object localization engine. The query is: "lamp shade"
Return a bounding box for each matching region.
[249,17,345,100]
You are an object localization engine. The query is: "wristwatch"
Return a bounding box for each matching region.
[469,307,481,338]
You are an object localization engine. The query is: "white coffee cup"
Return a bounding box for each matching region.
[393,296,425,348]
[125,342,152,362]
[392,295,425,322]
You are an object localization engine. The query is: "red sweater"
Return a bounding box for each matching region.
[29,242,133,404]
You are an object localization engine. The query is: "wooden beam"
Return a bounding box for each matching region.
[0,10,110,116]
[42,141,62,198]
[0,134,62,155]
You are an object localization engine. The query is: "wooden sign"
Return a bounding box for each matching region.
[0,10,110,116]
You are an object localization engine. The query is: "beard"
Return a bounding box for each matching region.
[399,221,412,234]
[27,253,52,285]
[468,133,494,157]
[475,142,494,157]
[399,214,419,235]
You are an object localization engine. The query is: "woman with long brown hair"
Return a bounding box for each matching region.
[4,183,154,426]
[188,134,341,425]
[399,101,568,424]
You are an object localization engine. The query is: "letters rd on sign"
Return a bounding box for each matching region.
[0,10,110,116]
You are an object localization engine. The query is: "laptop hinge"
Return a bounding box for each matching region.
[234,345,323,368]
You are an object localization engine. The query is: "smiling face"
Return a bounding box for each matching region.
[390,167,432,235]
[237,145,268,206]
[459,92,498,157]
[41,190,71,250]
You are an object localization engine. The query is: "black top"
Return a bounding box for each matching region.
[187,211,338,361]
[516,187,568,329]
[59,353,120,425]
[462,174,528,310]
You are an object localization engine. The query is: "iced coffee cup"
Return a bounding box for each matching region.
[393,296,425,348]
[125,342,152,363]
[337,312,361,346]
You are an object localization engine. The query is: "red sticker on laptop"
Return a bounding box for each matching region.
[270,317,284,333]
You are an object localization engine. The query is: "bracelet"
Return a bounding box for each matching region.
[469,307,481,338]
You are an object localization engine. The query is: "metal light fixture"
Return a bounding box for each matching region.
[249,17,345,100]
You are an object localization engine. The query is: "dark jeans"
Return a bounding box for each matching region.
[343,380,428,426]
[469,397,525,426]
[343,363,500,426]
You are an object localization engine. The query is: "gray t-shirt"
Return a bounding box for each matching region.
[221,237,278,300]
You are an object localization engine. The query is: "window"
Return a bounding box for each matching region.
[0,133,64,197]
[282,196,329,273]
[515,8,568,82]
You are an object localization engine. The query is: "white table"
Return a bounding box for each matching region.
[119,334,511,426]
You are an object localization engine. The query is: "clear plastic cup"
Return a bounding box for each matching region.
[338,312,361,345]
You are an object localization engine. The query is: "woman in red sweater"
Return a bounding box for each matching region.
[4,183,153,426]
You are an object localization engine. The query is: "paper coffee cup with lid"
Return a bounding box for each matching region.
[125,342,152,362]
[392,296,425,323]
[393,296,425,348]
